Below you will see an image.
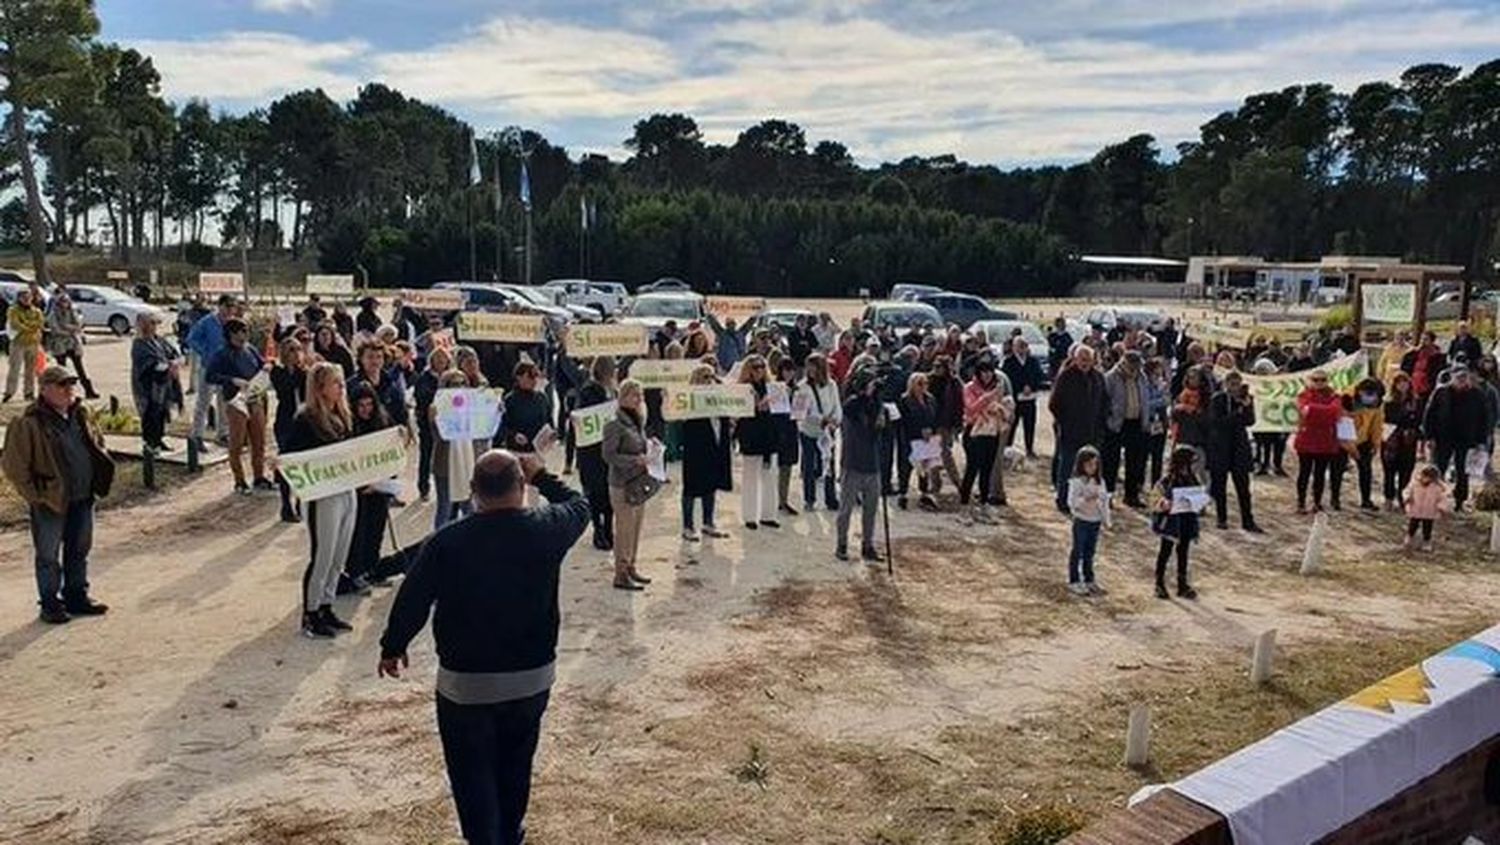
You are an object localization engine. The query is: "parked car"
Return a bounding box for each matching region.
[912,292,1017,329]
[860,301,943,331]
[638,277,692,294]
[497,283,600,323]
[433,281,569,333]
[1081,306,1166,332]
[890,283,945,302]
[742,307,817,336]
[620,291,705,333]
[543,279,629,316]
[972,319,1051,382]
[65,284,164,335]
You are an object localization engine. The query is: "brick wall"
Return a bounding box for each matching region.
[1063,735,1500,845]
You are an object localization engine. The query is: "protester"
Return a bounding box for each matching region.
[959,361,1006,507]
[1151,446,1203,600]
[348,339,409,434]
[1409,331,1445,403]
[795,353,842,511]
[45,292,98,399]
[499,361,551,454]
[602,379,654,590]
[431,370,478,531]
[1002,339,1045,458]
[1379,330,1411,387]
[1380,372,1421,511]
[186,294,236,448]
[207,318,273,495]
[378,450,588,845]
[356,297,382,335]
[1048,345,1107,512]
[130,312,181,455]
[772,357,801,515]
[1424,365,1488,512]
[1293,370,1344,514]
[284,362,358,638]
[575,356,617,550]
[1046,317,1073,379]
[2,366,115,623]
[1143,357,1171,485]
[5,288,44,403]
[331,302,355,343]
[735,354,780,530]
[314,323,355,377]
[680,365,732,541]
[1103,349,1149,507]
[1402,464,1448,553]
[925,354,965,494]
[1066,446,1109,596]
[835,368,884,562]
[828,332,855,385]
[342,383,395,594]
[1347,376,1386,512]
[412,347,453,502]
[1206,371,1262,532]
[1450,320,1483,366]
[270,335,310,523]
[1250,358,1287,476]
[1171,366,1211,482]
[896,371,940,511]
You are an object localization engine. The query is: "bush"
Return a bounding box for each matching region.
[1473,482,1500,512]
[1320,304,1353,331]
[989,804,1088,845]
[183,240,216,268]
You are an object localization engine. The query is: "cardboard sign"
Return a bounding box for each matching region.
[433,388,504,442]
[1235,350,1369,433]
[705,296,766,323]
[663,384,757,421]
[571,400,617,448]
[627,359,700,389]
[199,272,245,294]
[306,274,355,296]
[280,427,409,502]
[400,288,466,312]
[1190,322,1256,350]
[1362,284,1417,324]
[567,323,648,358]
[106,270,129,281]
[457,312,546,344]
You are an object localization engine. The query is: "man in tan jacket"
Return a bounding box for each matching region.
[2,366,115,623]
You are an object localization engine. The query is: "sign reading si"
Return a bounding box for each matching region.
[663,384,757,421]
[567,323,648,358]
[280,427,409,501]
[199,272,245,294]
[570,400,618,448]
[627,359,700,389]
[457,312,546,344]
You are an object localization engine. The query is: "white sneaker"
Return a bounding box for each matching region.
[682,529,701,542]
[1067,583,1087,596]
[1421,541,1434,553]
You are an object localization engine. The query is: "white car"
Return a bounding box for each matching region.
[65,284,161,335]
[543,279,629,317]
[620,291,705,333]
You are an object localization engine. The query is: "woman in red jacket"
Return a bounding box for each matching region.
[1293,370,1346,513]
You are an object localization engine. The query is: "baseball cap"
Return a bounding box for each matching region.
[39,365,79,387]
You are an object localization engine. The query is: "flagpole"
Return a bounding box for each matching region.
[493,136,503,281]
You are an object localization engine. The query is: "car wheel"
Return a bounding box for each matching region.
[108,314,131,336]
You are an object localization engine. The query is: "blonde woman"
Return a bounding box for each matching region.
[602,379,653,590]
[283,362,358,638]
[734,354,779,529]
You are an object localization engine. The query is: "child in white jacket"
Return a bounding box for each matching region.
[1066,445,1111,596]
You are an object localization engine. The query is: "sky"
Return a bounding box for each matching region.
[99,0,1500,167]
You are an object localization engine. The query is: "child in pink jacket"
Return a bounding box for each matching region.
[1403,464,1449,552]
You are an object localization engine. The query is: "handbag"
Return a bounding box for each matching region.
[624,470,662,506]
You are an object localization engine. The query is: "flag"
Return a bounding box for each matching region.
[519,160,532,210]
[468,132,481,186]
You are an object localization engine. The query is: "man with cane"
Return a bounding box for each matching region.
[378,450,590,845]
[835,368,885,563]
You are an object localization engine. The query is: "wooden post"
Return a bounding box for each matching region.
[1300,513,1327,575]
[1124,705,1151,767]
[1489,514,1500,556]
[1251,629,1277,685]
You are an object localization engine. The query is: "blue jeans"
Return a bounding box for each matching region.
[682,491,716,530]
[1068,519,1101,584]
[799,433,838,508]
[31,499,95,608]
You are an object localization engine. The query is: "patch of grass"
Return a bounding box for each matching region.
[734,742,772,788]
[990,804,1088,845]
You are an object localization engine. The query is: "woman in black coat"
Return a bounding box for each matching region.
[1205,371,1261,532]
[735,354,778,529]
[270,335,310,523]
[680,365,733,541]
[772,357,801,516]
[576,356,617,550]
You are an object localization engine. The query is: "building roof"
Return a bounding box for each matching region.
[1079,255,1187,268]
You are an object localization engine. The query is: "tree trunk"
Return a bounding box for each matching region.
[291,199,303,260]
[8,103,51,284]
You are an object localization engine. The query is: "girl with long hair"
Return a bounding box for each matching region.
[1067,446,1110,596]
[735,354,779,529]
[1151,445,1205,600]
[283,362,358,638]
[270,335,310,522]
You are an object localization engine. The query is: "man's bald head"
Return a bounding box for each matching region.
[472,449,525,510]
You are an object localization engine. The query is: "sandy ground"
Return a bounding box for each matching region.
[2,303,1498,844]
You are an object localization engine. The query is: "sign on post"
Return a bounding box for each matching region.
[626,359,701,389]
[1362,284,1417,324]
[400,288,466,312]
[663,384,757,421]
[306,274,355,296]
[280,427,409,502]
[199,272,245,294]
[433,388,504,442]
[570,400,618,448]
[705,296,766,323]
[566,323,648,358]
[457,312,547,344]
[106,270,129,282]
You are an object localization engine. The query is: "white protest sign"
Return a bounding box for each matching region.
[663,384,757,421]
[280,427,409,502]
[571,400,617,448]
[705,296,765,323]
[306,274,355,296]
[766,382,792,414]
[433,388,504,442]
[199,272,245,294]
[1361,283,1417,324]
[566,323,648,358]
[628,359,700,389]
[457,312,547,344]
[400,288,466,312]
[106,270,129,281]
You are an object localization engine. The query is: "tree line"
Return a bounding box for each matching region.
[3,1,1498,295]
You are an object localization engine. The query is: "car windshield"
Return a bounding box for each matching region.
[878,306,938,327]
[504,287,551,305]
[1117,311,1161,327]
[974,322,1045,346]
[631,297,701,319]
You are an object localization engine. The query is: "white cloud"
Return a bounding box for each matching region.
[252,0,332,13]
[133,32,365,103]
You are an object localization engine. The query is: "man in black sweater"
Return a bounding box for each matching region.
[379,450,589,845]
